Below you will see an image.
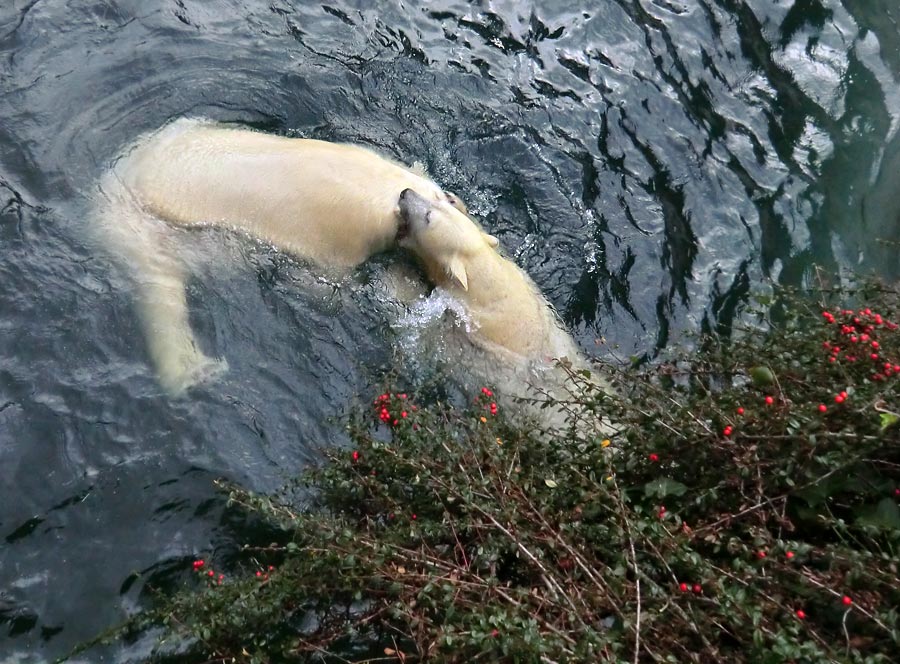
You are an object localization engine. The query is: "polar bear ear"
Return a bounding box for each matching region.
[482,232,500,248]
[446,255,469,291]
[445,191,468,215]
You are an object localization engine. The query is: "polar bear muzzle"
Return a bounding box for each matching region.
[397,188,432,238]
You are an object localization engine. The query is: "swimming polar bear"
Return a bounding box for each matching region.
[396,187,616,435]
[93,118,466,395]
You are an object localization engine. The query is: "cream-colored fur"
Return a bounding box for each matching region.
[397,188,582,364]
[93,118,463,395]
[397,188,615,435]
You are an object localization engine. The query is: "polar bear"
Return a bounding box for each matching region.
[93,118,466,395]
[396,187,616,434]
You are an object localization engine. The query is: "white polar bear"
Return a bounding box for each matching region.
[93,118,465,395]
[396,187,616,435]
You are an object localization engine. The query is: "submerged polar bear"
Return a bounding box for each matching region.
[94,118,466,394]
[396,188,616,433]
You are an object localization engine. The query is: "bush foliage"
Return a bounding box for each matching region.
[80,287,900,663]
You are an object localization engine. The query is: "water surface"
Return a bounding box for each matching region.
[1,0,898,660]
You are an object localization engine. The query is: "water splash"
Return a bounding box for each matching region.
[392,287,475,357]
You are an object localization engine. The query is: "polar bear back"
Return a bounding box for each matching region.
[117,119,441,268]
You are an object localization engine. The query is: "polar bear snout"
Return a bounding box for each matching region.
[397,188,432,237]
[398,187,429,212]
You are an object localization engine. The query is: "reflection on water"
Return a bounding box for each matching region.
[0,0,898,659]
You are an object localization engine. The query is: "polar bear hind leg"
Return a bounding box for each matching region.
[93,173,227,395]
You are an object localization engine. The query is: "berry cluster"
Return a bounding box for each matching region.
[374,392,416,427]
[192,559,224,585]
[822,307,899,380]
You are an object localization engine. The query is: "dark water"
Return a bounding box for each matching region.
[1,0,898,660]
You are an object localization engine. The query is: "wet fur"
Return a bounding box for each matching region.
[92,118,461,394]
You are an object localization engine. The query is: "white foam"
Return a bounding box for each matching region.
[392,288,475,354]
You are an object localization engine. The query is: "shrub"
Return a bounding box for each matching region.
[74,286,900,663]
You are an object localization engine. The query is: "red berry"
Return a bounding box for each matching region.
[679,582,688,592]
[786,551,795,559]
[842,595,852,606]
[208,570,214,577]
[491,629,499,637]
[757,551,767,559]
[850,336,859,343]
[835,394,845,403]
[351,450,360,462]
[736,407,744,415]
[796,609,806,619]
[765,396,774,405]
[872,341,879,349]
[692,584,702,594]
[401,411,408,418]
[871,353,880,361]
[411,514,417,520]
[649,453,659,462]
[818,404,827,413]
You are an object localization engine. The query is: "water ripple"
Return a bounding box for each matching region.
[1,0,899,658]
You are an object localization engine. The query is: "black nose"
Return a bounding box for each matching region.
[400,188,411,199]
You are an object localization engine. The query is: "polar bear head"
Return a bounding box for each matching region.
[397,188,499,292]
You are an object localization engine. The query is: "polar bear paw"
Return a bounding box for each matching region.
[157,350,229,396]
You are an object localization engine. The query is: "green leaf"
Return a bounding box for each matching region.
[749,366,775,387]
[855,498,900,531]
[879,412,899,431]
[644,478,688,499]
[544,479,558,488]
